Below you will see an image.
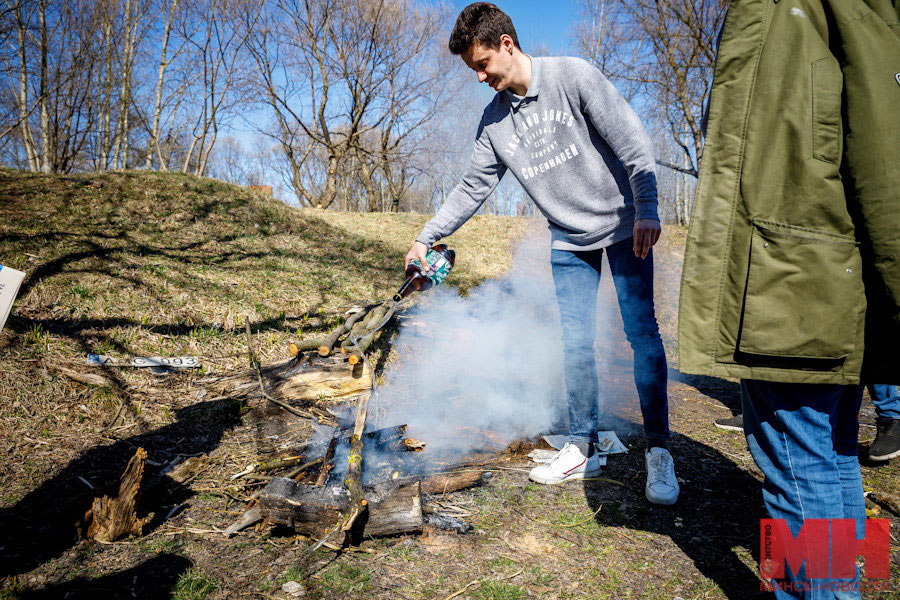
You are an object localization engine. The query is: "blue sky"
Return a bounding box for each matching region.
[447,0,577,56]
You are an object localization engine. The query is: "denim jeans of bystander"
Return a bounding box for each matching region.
[741,380,865,600]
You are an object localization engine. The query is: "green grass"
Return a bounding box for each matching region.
[474,580,527,600]
[314,561,373,594]
[171,567,217,600]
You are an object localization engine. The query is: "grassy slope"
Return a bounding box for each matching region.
[0,169,527,494]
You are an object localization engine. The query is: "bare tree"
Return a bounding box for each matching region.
[244,0,446,209]
[178,0,253,176]
[573,0,726,178]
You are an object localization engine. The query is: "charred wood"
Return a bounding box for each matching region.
[258,477,423,537]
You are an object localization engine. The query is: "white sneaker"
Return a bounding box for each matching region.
[645,447,679,505]
[528,442,602,485]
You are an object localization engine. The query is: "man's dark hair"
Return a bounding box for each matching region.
[448,3,520,55]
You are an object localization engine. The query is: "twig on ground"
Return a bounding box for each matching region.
[444,579,478,600]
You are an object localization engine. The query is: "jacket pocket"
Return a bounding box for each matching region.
[738,220,863,360]
[811,57,842,164]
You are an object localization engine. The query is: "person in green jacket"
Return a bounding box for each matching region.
[679,0,899,597]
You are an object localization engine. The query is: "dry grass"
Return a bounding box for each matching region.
[0,168,527,505]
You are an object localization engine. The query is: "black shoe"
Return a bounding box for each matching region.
[869,417,900,462]
[715,414,744,432]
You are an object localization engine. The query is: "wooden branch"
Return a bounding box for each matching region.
[286,457,323,480]
[341,391,370,533]
[348,302,393,364]
[348,330,377,365]
[340,319,369,350]
[288,307,374,358]
[223,506,262,538]
[317,307,370,357]
[290,336,328,356]
[421,470,489,495]
[314,431,339,486]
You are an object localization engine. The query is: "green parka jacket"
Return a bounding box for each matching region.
[678,0,900,384]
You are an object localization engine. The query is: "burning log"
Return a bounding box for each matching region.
[258,477,423,537]
[313,432,339,486]
[404,438,426,452]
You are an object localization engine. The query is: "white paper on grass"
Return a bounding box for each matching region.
[87,354,201,368]
[542,431,628,455]
[528,448,608,466]
[0,265,26,333]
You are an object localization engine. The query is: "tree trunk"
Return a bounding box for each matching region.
[316,155,339,209]
[38,0,51,173]
[98,10,114,172]
[147,0,179,171]
[14,0,39,172]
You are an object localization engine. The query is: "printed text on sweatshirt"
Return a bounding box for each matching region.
[416,56,659,251]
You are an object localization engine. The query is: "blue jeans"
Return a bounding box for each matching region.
[741,380,864,599]
[867,384,900,420]
[550,238,670,448]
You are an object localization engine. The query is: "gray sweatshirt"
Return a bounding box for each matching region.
[416,56,658,251]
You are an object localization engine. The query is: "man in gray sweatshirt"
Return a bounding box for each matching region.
[405,2,678,505]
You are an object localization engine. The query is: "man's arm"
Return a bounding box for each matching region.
[407,122,507,268]
[574,60,661,258]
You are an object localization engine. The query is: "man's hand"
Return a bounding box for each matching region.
[633,219,661,259]
[404,241,430,271]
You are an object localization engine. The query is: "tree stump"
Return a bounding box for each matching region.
[81,448,152,542]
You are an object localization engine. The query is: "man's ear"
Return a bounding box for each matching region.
[500,33,514,53]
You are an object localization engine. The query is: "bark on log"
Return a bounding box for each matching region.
[257,477,423,537]
[365,480,423,536]
[81,448,152,542]
[290,336,328,356]
[421,470,489,495]
[348,332,376,365]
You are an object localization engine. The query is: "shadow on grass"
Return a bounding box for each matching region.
[15,554,193,599]
[670,369,743,414]
[2,170,408,327]
[582,423,768,599]
[0,398,242,580]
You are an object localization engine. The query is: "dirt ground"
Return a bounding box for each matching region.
[1,171,898,600]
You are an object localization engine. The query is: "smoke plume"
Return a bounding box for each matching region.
[371,227,569,460]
